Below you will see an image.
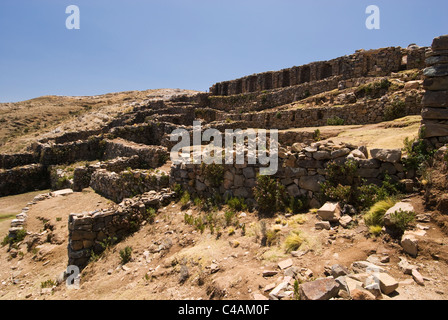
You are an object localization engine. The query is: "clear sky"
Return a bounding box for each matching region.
[0,0,447,102]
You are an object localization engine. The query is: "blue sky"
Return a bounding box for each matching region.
[0,0,447,102]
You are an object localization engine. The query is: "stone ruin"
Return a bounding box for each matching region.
[1,38,445,270]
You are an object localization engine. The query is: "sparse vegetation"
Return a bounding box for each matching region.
[119,246,133,264]
[253,175,288,215]
[389,210,416,234]
[384,98,406,121]
[364,197,397,227]
[284,231,305,253]
[326,116,345,126]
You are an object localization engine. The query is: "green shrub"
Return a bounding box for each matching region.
[389,210,415,234]
[253,175,288,214]
[119,246,133,264]
[322,160,400,211]
[287,196,306,214]
[224,210,237,227]
[180,191,191,207]
[384,99,406,121]
[402,137,435,173]
[201,163,225,187]
[313,129,321,142]
[226,197,247,212]
[40,279,56,288]
[1,229,27,246]
[326,116,345,126]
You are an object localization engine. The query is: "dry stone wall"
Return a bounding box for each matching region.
[89,168,170,203]
[0,164,50,197]
[68,189,175,269]
[170,141,412,207]
[210,46,426,96]
[421,35,448,146]
[103,139,168,169]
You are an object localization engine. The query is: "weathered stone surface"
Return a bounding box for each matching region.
[351,261,386,274]
[426,55,448,66]
[424,65,448,77]
[299,175,325,192]
[423,76,448,91]
[421,121,448,138]
[331,148,350,159]
[339,215,353,228]
[412,269,425,286]
[315,221,331,230]
[299,278,340,300]
[374,273,399,295]
[398,257,418,275]
[401,234,418,257]
[432,35,448,51]
[404,80,422,90]
[331,264,350,278]
[278,258,293,270]
[421,107,448,120]
[313,151,331,160]
[358,158,381,169]
[350,288,376,300]
[286,184,301,197]
[317,202,341,222]
[422,91,448,107]
[370,149,402,163]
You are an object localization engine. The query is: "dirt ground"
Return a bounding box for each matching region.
[0,188,447,300]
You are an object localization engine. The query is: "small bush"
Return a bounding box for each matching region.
[201,163,225,187]
[224,210,237,227]
[384,99,406,121]
[313,129,321,142]
[1,229,27,246]
[40,279,56,289]
[402,137,435,173]
[389,210,415,234]
[226,197,248,212]
[326,116,345,126]
[253,176,288,214]
[180,191,191,207]
[119,246,133,264]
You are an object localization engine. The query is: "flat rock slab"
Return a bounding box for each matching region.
[50,189,74,197]
[278,259,293,270]
[299,278,340,300]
